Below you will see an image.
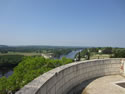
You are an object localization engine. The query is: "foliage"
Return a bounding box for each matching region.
[61,57,73,64]
[89,47,98,53]
[75,52,81,61]
[102,47,112,54]
[0,55,24,68]
[80,49,89,58]
[0,46,80,58]
[112,49,125,58]
[76,49,90,60]
[78,47,125,59]
[86,47,113,54]
[0,56,73,94]
[0,77,8,94]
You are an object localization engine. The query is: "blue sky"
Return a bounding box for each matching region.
[0,0,125,47]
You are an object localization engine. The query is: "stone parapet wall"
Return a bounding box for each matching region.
[16,58,123,94]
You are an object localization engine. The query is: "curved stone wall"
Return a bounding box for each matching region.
[16,59,123,94]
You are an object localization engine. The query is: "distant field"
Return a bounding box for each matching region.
[90,54,111,59]
[0,52,41,56]
[81,54,111,61]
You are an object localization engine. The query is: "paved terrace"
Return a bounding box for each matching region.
[82,75,125,94]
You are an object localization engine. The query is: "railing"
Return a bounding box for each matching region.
[16,58,123,94]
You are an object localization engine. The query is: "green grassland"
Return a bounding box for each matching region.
[0,52,41,56]
[90,54,111,59]
[80,54,111,61]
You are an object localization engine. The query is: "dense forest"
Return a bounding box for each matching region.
[0,56,73,94]
[0,55,24,68]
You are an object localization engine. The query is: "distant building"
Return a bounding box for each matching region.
[98,50,102,53]
[41,53,54,59]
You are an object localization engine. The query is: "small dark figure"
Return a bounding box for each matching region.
[77,52,81,61]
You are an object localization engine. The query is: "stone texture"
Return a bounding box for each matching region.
[82,75,125,94]
[16,59,124,94]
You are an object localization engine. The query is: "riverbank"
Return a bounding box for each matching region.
[59,50,82,59]
[0,67,13,78]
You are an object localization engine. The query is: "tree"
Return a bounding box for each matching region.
[79,49,90,60]
[0,77,8,94]
[112,49,125,58]
[102,47,112,54]
[61,57,73,64]
[0,55,24,68]
[0,56,73,94]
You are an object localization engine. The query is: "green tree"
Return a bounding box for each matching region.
[0,77,8,94]
[102,47,112,54]
[61,57,73,64]
[0,56,73,94]
[112,49,125,58]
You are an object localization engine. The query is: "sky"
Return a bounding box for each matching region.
[0,0,125,47]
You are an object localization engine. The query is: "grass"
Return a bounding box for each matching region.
[81,53,112,61]
[90,54,111,59]
[0,52,41,56]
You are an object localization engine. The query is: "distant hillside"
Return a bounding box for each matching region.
[0,45,8,47]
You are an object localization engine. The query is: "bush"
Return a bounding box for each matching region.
[112,49,125,58]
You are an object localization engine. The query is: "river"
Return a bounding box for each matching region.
[0,68,13,78]
[59,50,82,59]
[0,49,82,78]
